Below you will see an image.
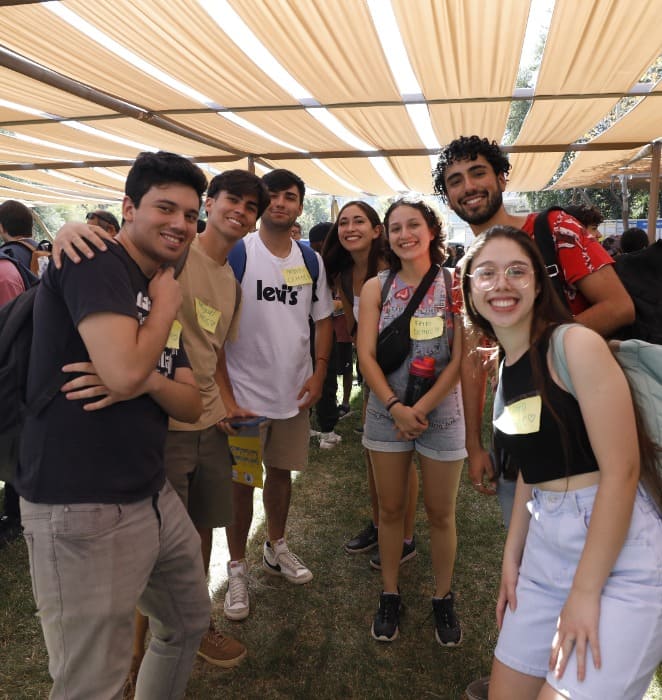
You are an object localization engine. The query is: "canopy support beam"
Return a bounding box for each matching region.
[647,141,661,243]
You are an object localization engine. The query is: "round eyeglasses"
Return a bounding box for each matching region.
[468,264,533,292]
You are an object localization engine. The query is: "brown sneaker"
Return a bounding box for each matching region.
[197,623,247,668]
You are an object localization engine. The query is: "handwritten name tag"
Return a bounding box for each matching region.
[410,316,444,341]
[195,298,221,333]
[494,395,542,435]
[166,320,182,349]
[282,266,312,287]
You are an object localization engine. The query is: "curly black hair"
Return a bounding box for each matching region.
[433,135,511,203]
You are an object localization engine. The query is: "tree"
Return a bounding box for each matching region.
[298,195,333,236]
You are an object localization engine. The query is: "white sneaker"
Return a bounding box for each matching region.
[262,539,313,584]
[309,429,321,438]
[319,431,342,449]
[224,560,250,620]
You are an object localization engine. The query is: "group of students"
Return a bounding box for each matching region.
[317,135,661,699]
[6,133,662,700]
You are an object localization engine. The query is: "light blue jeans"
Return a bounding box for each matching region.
[21,481,210,700]
[495,484,662,699]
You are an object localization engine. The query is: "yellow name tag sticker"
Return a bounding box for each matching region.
[494,395,542,435]
[166,320,182,349]
[410,316,444,341]
[195,298,221,333]
[282,266,312,287]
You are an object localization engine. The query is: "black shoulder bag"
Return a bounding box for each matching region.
[376,264,440,375]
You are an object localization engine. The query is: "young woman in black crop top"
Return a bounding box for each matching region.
[461,226,662,700]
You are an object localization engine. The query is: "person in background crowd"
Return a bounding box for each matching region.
[85,209,120,235]
[290,220,302,241]
[562,204,603,238]
[0,200,36,543]
[620,227,649,253]
[309,221,345,449]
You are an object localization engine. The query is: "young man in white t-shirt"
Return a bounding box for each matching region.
[221,169,334,620]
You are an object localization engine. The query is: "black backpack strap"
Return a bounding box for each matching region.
[400,264,439,321]
[533,208,571,312]
[380,270,397,308]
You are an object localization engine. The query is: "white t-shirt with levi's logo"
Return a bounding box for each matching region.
[225,231,333,419]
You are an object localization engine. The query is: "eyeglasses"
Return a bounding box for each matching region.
[85,212,113,232]
[468,264,533,291]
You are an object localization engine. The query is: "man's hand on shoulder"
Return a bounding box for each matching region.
[52,221,116,269]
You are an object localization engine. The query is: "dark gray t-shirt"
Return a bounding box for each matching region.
[16,244,189,504]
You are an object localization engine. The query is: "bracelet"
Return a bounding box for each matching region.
[385,397,401,412]
[315,357,329,364]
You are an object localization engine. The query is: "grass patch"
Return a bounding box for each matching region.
[1,391,660,698]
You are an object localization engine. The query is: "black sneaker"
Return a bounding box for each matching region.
[432,592,462,646]
[369,536,416,570]
[371,592,401,642]
[344,521,378,554]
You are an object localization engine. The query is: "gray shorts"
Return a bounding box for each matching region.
[495,484,662,699]
[165,426,233,529]
[362,387,466,461]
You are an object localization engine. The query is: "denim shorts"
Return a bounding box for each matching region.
[362,386,466,462]
[495,484,662,699]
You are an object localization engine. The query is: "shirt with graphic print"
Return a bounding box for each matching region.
[522,211,613,316]
[16,244,189,504]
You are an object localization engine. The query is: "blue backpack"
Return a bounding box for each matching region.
[227,238,320,301]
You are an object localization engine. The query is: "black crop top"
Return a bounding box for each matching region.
[493,337,598,484]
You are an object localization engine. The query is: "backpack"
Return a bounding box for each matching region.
[550,323,662,512]
[1,239,52,280]
[0,246,60,481]
[0,243,39,290]
[0,286,65,480]
[227,238,320,301]
[612,240,662,344]
[533,207,662,343]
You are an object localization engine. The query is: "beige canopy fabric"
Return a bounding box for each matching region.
[0,0,660,204]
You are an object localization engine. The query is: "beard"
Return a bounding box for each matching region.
[452,188,503,226]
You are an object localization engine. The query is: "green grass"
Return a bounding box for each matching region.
[1,392,660,699]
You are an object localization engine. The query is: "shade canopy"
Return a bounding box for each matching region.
[0,0,661,203]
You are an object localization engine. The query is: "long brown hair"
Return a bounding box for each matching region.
[321,200,386,288]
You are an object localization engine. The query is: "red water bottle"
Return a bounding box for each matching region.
[404,356,436,406]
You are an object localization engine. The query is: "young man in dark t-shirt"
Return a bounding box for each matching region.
[15,151,210,700]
